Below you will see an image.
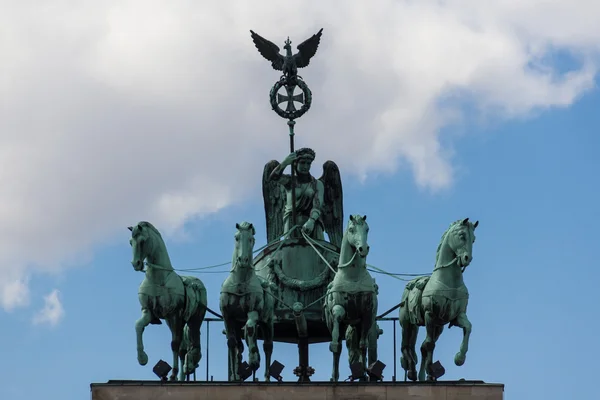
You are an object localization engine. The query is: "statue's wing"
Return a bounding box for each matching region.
[250,30,284,71]
[262,160,285,242]
[294,28,323,68]
[319,160,343,248]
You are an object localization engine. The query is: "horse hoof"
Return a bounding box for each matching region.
[407,371,417,381]
[454,352,466,366]
[137,351,148,366]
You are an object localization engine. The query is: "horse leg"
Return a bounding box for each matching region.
[236,324,244,370]
[178,326,188,381]
[166,317,184,381]
[262,319,274,381]
[184,318,202,379]
[245,310,261,371]
[422,323,444,381]
[419,311,436,381]
[329,304,345,382]
[367,322,379,368]
[453,312,472,366]
[330,304,345,353]
[331,326,344,382]
[400,323,419,381]
[135,308,152,366]
[358,315,373,381]
[180,353,186,381]
[399,304,419,381]
[223,317,240,381]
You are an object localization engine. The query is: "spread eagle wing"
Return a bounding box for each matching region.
[262,160,285,242]
[250,30,284,71]
[319,160,343,248]
[294,28,323,69]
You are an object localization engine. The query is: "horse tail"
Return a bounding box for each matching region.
[345,325,360,365]
[399,284,411,310]
[198,284,208,314]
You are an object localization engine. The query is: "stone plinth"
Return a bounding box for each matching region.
[91,380,504,400]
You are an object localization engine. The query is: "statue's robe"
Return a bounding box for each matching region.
[270,171,325,241]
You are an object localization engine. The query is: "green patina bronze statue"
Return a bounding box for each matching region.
[263,149,343,246]
[128,221,207,381]
[220,222,275,381]
[399,218,479,381]
[324,215,378,382]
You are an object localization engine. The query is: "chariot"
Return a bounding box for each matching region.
[253,236,338,344]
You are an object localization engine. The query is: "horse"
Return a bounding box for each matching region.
[399,218,478,381]
[128,221,207,381]
[219,222,275,381]
[324,214,377,382]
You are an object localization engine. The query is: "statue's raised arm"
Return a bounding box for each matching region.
[319,161,343,248]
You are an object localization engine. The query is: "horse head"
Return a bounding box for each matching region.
[128,221,157,272]
[233,221,256,269]
[446,218,478,268]
[346,215,370,258]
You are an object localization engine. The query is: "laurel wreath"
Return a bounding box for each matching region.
[270,258,332,292]
[269,76,312,120]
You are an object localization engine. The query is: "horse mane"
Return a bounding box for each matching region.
[236,221,256,235]
[434,220,463,265]
[347,214,367,229]
[138,221,163,240]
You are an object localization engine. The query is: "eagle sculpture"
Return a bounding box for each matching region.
[250,28,324,80]
[262,159,344,248]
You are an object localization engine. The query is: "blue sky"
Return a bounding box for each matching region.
[2,78,599,400]
[2,2,600,400]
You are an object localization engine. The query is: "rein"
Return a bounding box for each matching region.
[433,257,468,274]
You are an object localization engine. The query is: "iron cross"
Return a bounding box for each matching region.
[277,84,305,113]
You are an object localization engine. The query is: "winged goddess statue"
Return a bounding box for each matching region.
[262,148,344,248]
[250,29,323,81]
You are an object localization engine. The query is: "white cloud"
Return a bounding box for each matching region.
[32,289,65,327]
[1,276,30,311]
[0,0,599,309]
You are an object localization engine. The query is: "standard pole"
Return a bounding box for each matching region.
[297,337,310,382]
[288,119,297,229]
